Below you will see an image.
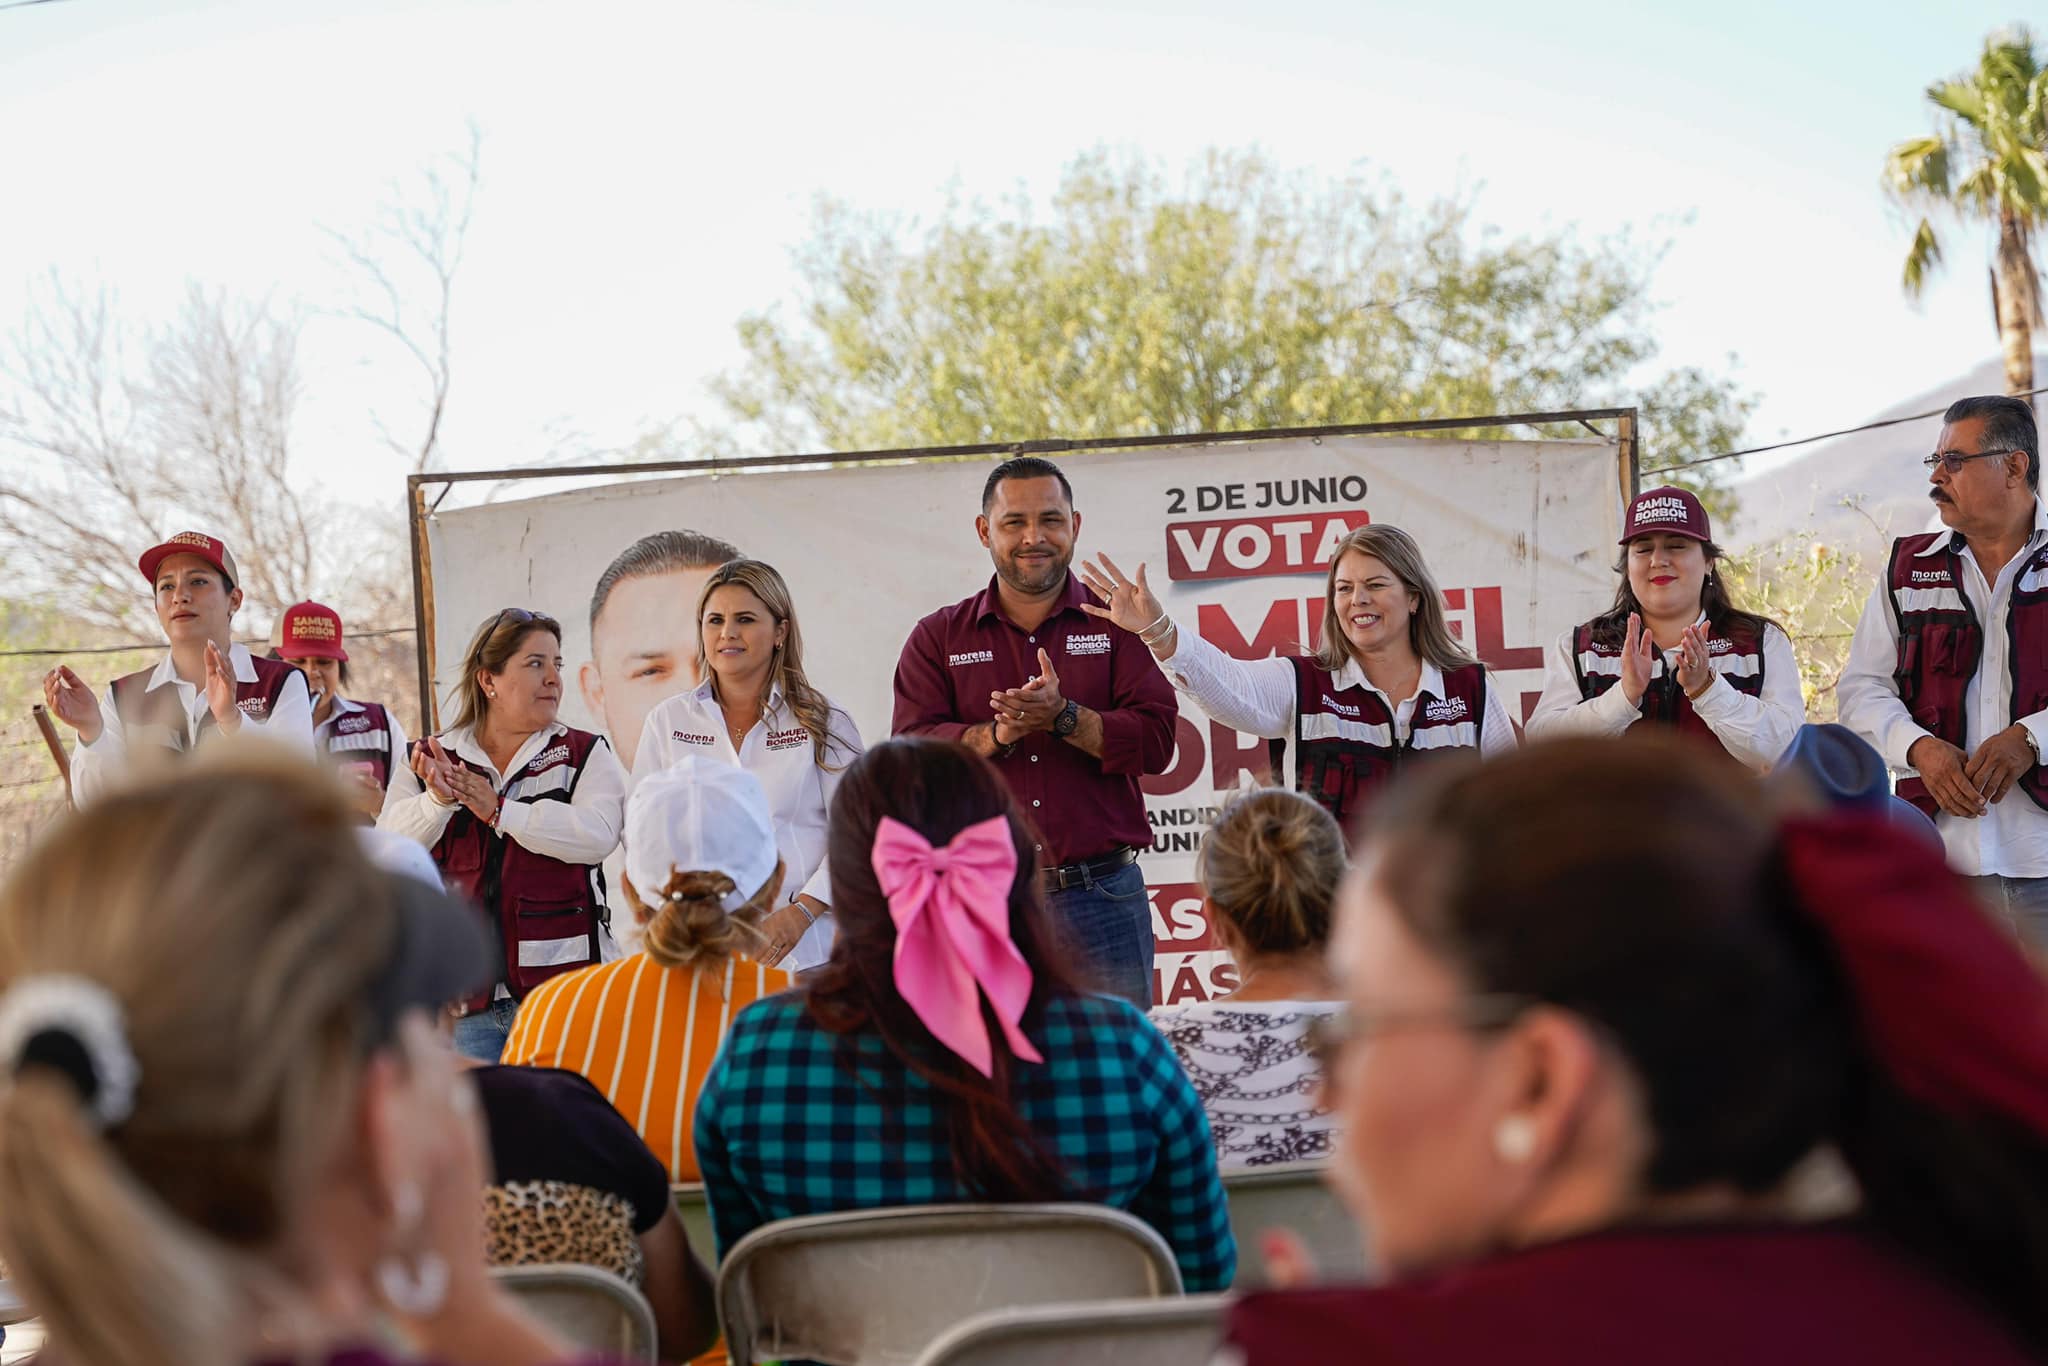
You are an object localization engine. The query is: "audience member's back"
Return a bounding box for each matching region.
[1151,788,1345,1168]
[504,758,792,1180]
[693,739,1236,1292]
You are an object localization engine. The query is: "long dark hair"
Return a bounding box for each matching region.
[1368,736,2048,1351]
[1586,536,1779,650]
[806,739,1087,1202]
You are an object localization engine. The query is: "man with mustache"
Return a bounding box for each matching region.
[891,457,1178,1007]
[42,531,313,805]
[1841,395,2048,941]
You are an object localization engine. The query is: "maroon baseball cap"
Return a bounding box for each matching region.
[138,531,239,588]
[279,601,349,662]
[1619,486,1712,545]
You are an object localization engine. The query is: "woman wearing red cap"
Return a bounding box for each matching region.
[43,530,313,806]
[1225,736,2048,1365]
[1526,485,1802,768]
[278,601,411,821]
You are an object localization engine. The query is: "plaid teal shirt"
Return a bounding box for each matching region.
[694,990,1236,1292]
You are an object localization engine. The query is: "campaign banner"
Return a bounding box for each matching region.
[423,433,1625,1005]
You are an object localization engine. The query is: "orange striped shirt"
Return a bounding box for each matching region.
[501,953,792,1181]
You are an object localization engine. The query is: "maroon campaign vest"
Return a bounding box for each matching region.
[1885,532,2048,817]
[414,727,607,1007]
[320,701,394,793]
[1272,655,1488,831]
[1570,617,1766,755]
[108,654,300,755]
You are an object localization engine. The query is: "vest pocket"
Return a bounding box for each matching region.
[512,895,595,969]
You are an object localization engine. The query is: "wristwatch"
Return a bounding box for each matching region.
[1052,699,1080,738]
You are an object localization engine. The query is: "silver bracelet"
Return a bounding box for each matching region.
[1134,608,1170,639]
[1141,620,1178,650]
[793,898,818,926]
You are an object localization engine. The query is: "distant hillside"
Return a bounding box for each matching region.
[1728,354,2044,557]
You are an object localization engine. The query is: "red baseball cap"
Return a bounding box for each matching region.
[279,600,349,662]
[138,531,239,589]
[1619,485,1713,545]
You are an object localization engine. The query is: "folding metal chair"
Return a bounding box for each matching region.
[1222,1159,1368,1288]
[910,1294,1227,1366]
[492,1262,658,1363]
[718,1203,1185,1365]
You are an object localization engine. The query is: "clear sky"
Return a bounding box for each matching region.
[0,0,2033,511]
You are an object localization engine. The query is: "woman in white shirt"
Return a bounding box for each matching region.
[1079,524,1516,836]
[1526,485,1803,770]
[1151,787,1346,1169]
[380,608,627,1060]
[634,560,863,970]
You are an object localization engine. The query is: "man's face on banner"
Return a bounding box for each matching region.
[578,566,720,767]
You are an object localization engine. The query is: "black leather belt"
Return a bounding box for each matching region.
[1042,845,1137,892]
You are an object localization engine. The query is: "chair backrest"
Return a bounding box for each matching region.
[910,1295,1228,1366]
[673,1181,717,1264]
[718,1203,1185,1366]
[492,1263,658,1363]
[1222,1160,1367,1288]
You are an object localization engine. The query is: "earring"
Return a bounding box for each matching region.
[374,1180,449,1317]
[1493,1114,1536,1164]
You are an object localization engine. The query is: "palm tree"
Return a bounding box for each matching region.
[1884,27,2047,402]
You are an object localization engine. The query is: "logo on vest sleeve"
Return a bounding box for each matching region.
[948,650,994,667]
[673,731,717,745]
[1910,569,1952,584]
[1423,697,1469,723]
[336,714,373,734]
[525,744,571,771]
[1319,694,1361,718]
[1065,633,1111,656]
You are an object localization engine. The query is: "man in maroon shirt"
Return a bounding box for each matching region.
[893,456,1179,1006]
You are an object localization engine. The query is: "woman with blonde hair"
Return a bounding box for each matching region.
[503,757,793,1182]
[634,559,863,969]
[0,750,595,1366]
[1080,524,1517,831]
[380,608,626,1061]
[1151,788,1347,1169]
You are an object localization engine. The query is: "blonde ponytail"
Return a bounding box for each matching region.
[0,1075,243,1366]
[628,861,786,972]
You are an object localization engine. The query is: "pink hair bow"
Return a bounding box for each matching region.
[873,814,1044,1078]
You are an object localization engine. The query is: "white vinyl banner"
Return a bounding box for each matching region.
[425,434,1625,1005]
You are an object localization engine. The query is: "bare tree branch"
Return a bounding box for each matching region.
[324,122,481,474]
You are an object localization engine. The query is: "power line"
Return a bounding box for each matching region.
[1644,384,2048,475]
[0,625,416,660]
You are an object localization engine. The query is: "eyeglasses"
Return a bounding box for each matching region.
[1923,448,2019,474]
[1306,993,1532,1072]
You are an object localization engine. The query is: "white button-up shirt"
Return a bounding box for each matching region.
[378,720,626,867]
[315,694,412,799]
[1157,623,1519,791]
[1524,615,1805,771]
[633,679,865,971]
[72,642,315,807]
[1839,499,2048,876]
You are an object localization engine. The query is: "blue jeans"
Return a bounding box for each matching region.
[1968,876,2048,948]
[453,998,520,1062]
[1046,860,1153,1009]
